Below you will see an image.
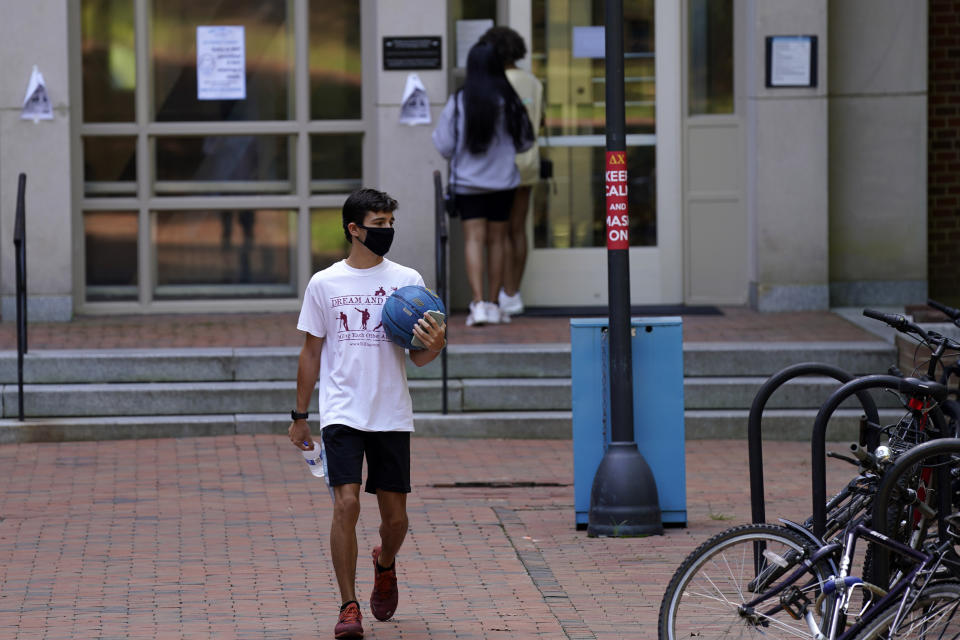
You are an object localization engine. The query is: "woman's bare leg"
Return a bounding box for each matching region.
[486,220,509,303]
[462,218,487,303]
[504,186,531,296]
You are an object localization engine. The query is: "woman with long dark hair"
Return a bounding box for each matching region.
[481,26,543,319]
[432,40,534,326]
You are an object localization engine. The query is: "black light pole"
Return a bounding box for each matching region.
[587,0,662,537]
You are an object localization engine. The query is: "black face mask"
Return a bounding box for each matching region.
[358,225,395,257]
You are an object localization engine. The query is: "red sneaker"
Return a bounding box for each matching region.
[334,601,363,639]
[370,546,399,621]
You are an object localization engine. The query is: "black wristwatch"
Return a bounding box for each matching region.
[291,410,309,421]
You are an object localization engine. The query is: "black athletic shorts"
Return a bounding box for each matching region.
[321,424,411,494]
[455,189,515,222]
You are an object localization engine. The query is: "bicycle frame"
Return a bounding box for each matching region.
[740,521,942,640]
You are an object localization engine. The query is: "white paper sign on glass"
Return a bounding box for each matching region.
[572,26,605,59]
[455,19,494,68]
[196,26,246,100]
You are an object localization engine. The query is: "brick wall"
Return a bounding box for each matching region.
[929,0,960,304]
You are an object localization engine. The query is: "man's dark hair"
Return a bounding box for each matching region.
[342,188,398,242]
[481,26,527,66]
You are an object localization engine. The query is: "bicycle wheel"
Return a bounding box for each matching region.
[851,581,960,639]
[659,524,834,640]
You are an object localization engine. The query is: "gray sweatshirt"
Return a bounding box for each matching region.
[432,92,534,194]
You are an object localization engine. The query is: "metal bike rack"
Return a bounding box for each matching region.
[749,363,881,527]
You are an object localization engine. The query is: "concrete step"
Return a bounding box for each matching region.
[681,342,897,377]
[0,345,574,384]
[0,378,575,418]
[0,408,909,444]
[0,411,575,444]
[683,376,903,410]
[460,379,570,411]
[0,380,449,418]
[407,344,572,379]
[0,374,905,419]
[0,348,261,384]
[0,340,897,384]
[684,409,907,440]
[0,339,903,443]
[461,376,903,412]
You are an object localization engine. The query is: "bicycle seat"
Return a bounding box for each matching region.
[898,377,948,403]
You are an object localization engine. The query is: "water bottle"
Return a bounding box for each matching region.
[302,440,325,478]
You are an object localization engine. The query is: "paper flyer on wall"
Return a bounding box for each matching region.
[21,65,53,122]
[399,73,431,125]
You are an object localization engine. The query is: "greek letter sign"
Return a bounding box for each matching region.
[605,151,629,250]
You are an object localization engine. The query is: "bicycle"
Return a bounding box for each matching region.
[657,306,960,638]
[659,438,960,639]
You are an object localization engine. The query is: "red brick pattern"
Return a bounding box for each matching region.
[929,0,960,304]
[0,436,855,638]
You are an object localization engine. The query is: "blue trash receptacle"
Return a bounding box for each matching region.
[571,317,686,528]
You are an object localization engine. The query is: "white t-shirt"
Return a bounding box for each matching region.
[297,259,425,432]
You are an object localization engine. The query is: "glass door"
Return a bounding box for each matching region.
[526,0,681,306]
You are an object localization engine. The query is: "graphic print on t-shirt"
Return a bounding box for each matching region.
[355,307,371,329]
[331,286,391,347]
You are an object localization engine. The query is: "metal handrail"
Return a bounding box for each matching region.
[433,170,449,414]
[14,173,27,421]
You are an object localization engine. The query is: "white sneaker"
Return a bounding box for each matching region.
[498,289,524,315]
[484,302,502,324]
[466,300,488,326]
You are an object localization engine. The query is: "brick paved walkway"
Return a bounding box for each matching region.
[0,306,878,637]
[0,435,855,639]
[0,306,876,350]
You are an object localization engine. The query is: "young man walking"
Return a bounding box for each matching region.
[288,188,446,639]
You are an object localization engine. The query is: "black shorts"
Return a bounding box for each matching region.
[455,189,515,222]
[321,424,411,494]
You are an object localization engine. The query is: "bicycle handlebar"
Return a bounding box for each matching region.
[863,308,910,330]
[862,308,960,351]
[863,308,933,343]
[848,442,878,471]
[928,298,960,322]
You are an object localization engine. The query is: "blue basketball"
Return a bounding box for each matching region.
[382,285,446,350]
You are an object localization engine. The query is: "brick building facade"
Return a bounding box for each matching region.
[929,0,960,304]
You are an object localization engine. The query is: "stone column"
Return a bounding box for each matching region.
[0,0,74,321]
[746,0,829,311]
